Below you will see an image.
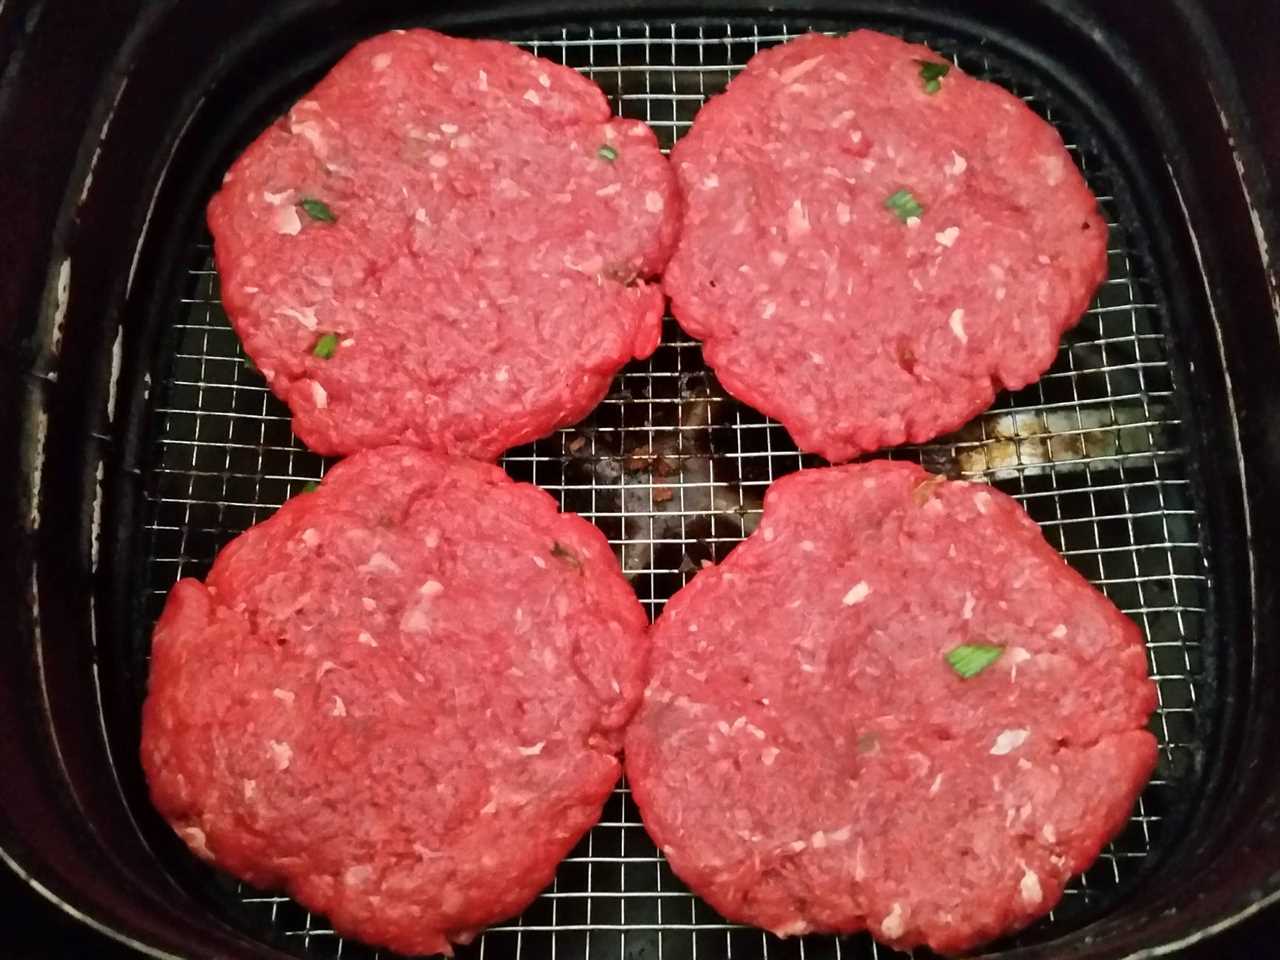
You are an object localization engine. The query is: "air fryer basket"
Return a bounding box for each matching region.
[2,2,1277,960]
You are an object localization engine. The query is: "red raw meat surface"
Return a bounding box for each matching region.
[663,31,1107,462]
[210,29,679,459]
[142,447,650,956]
[626,460,1157,954]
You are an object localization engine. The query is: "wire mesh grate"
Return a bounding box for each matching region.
[138,17,1209,960]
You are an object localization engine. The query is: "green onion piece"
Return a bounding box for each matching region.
[885,188,924,222]
[946,643,1005,679]
[301,481,320,494]
[917,58,951,94]
[597,144,618,163]
[312,332,339,359]
[299,197,337,223]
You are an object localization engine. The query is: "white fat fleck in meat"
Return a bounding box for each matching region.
[371,53,392,72]
[929,773,944,796]
[180,827,211,859]
[761,301,777,320]
[242,286,259,294]
[810,830,828,849]
[905,215,921,229]
[788,839,807,853]
[973,491,993,514]
[1020,864,1044,904]
[1042,823,1057,843]
[645,191,665,213]
[439,122,459,135]
[595,182,622,197]
[531,554,547,569]
[242,779,256,800]
[996,286,1007,301]
[300,528,320,548]
[786,198,811,237]
[829,825,852,843]
[273,205,302,236]
[523,89,541,105]
[345,864,374,886]
[842,581,871,606]
[360,597,377,611]
[429,153,449,168]
[936,226,961,247]
[360,552,400,574]
[761,746,781,766]
[518,741,546,756]
[990,728,1030,755]
[1008,645,1033,682]
[537,72,552,88]
[946,151,968,176]
[331,695,347,717]
[961,592,976,620]
[808,351,825,366]
[263,189,291,206]
[881,902,905,939]
[272,688,295,705]
[289,120,326,155]
[477,69,488,90]
[831,108,856,127]
[419,579,444,597]
[702,173,720,189]
[278,304,318,329]
[480,798,498,816]
[778,54,825,84]
[1038,154,1066,185]
[309,381,328,410]
[315,661,338,681]
[835,202,852,226]
[768,250,789,267]
[356,631,379,647]
[800,540,816,552]
[948,308,968,344]
[1051,623,1068,639]
[268,740,292,771]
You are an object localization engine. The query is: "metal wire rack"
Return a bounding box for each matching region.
[138,17,1209,960]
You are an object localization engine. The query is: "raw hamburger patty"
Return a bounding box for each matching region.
[141,447,649,956]
[209,29,679,459]
[663,31,1108,462]
[625,461,1157,954]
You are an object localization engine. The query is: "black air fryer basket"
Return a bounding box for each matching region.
[2,1,1277,958]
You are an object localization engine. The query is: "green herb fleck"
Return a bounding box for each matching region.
[301,481,320,494]
[312,332,339,359]
[241,355,256,372]
[916,58,951,94]
[597,144,619,163]
[885,188,924,222]
[299,197,337,223]
[946,644,1005,679]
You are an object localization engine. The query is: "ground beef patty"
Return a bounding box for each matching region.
[625,461,1157,954]
[210,29,679,459]
[663,31,1107,462]
[141,447,649,956]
